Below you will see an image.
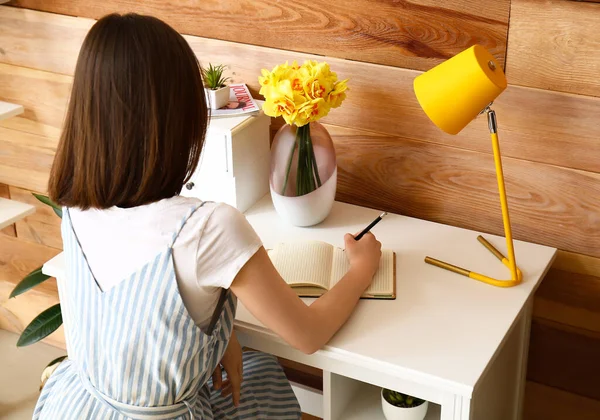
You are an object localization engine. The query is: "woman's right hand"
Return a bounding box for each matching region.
[344,232,382,282]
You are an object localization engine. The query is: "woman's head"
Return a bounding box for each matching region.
[49,13,208,209]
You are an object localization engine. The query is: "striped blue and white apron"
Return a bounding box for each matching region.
[33,203,301,419]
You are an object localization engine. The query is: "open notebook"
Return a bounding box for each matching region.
[268,241,396,299]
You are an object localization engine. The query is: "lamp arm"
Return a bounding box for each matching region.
[487,109,519,282]
[423,108,522,287]
[487,108,498,133]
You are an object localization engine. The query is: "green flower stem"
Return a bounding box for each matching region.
[281,124,321,197]
[296,126,306,197]
[306,128,316,191]
[281,131,299,195]
[296,127,304,195]
[307,127,322,188]
[302,127,310,194]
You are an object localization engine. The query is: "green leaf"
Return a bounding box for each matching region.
[17,304,62,347]
[51,206,62,218]
[202,63,231,89]
[383,389,427,408]
[10,267,51,298]
[32,193,62,219]
[46,355,67,369]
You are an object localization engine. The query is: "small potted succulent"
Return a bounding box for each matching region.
[381,389,429,420]
[202,63,231,110]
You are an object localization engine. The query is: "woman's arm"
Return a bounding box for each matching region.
[230,233,381,354]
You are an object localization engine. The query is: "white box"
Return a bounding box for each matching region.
[181,110,271,213]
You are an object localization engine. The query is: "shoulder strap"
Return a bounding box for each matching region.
[206,289,228,335]
[169,201,207,248]
[64,208,105,291]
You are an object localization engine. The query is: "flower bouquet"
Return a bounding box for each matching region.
[259,60,348,226]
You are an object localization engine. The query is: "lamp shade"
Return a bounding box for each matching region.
[413,45,507,135]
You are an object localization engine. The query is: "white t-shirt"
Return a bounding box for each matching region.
[68,196,262,329]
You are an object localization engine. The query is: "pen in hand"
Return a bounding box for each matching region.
[354,212,387,241]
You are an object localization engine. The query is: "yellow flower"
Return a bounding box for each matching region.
[327,79,348,108]
[258,60,348,126]
[297,98,331,126]
[261,79,308,125]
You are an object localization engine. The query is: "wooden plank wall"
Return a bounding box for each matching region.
[0,0,599,417]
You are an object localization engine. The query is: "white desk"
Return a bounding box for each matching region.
[42,195,556,420]
[0,197,35,230]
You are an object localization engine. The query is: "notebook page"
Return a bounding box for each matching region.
[330,247,351,288]
[330,248,394,295]
[365,249,395,294]
[269,241,333,289]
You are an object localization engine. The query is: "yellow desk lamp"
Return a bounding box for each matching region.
[413,44,522,287]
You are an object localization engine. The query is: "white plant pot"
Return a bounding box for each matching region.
[271,167,337,227]
[381,390,429,420]
[204,86,229,110]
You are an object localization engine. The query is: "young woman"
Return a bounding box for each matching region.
[34,13,381,420]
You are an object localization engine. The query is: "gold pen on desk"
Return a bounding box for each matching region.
[354,212,387,240]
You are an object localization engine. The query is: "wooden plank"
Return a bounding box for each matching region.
[0,6,92,76]
[506,0,600,97]
[0,128,55,192]
[0,163,51,195]
[327,124,600,258]
[0,183,16,236]
[279,357,323,391]
[1,11,599,174]
[533,268,600,333]
[527,319,600,401]
[9,186,62,250]
[524,381,600,420]
[7,1,510,72]
[0,62,71,139]
[554,250,600,278]
[0,126,58,150]
[0,235,59,292]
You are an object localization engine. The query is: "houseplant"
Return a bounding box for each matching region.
[381,388,429,420]
[259,60,348,226]
[202,63,231,110]
[10,194,63,348]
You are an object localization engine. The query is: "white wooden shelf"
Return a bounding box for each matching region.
[340,382,441,420]
[325,372,441,420]
[0,197,35,230]
[0,100,24,121]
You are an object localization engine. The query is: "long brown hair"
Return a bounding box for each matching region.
[49,13,208,209]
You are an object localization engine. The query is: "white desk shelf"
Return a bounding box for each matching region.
[0,100,24,121]
[325,372,442,420]
[330,374,441,420]
[180,103,270,213]
[0,197,35,230]
[42,194,556,420]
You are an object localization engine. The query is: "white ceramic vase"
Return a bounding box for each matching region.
[204,86,229,110]
[269,122,337,227]
[381,390,429,420]
[271,167,337,227]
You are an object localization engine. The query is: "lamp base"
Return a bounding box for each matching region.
[425,235,522,287]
